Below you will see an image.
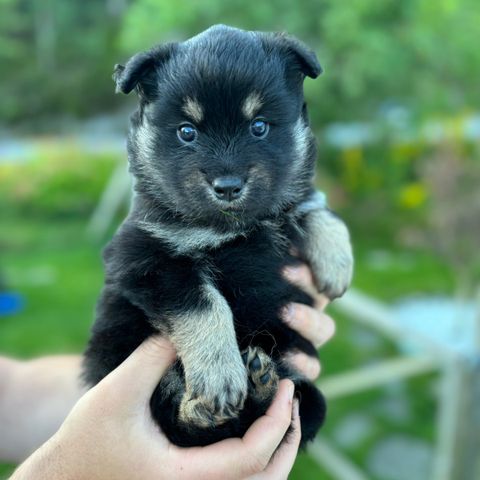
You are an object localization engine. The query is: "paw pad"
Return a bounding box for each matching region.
[241,346,279,400]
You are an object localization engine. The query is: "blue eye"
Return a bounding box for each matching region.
[177,123,197,143]
[250,119,269,138]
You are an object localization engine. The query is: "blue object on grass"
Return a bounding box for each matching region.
[0,293,24,315]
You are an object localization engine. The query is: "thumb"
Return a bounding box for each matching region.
[100,335,176,407]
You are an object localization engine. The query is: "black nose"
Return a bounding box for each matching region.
[211,176,245,202]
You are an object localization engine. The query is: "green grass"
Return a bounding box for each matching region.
[0,465,15,479]
[0,212,451,479]
[1,217,104,357]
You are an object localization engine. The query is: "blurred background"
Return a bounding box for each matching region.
[1,0,479,479]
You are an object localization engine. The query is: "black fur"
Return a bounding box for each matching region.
[83,25,327,447]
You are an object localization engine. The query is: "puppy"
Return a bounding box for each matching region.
[83,25,353,447]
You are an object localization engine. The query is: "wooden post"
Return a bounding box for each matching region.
[332,289,480,479]
[433,357,468,480]
[309,438,369,480]
[437,359,480,480]
[86,164,131,240]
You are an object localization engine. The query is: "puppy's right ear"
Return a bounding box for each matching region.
[113,43,176,100]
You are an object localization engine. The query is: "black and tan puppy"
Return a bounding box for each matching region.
[83,25,353,447]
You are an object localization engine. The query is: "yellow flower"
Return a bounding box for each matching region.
[398,183,427,209]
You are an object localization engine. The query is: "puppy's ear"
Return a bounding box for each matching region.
[269,32,322,79]
[113,43,176,99]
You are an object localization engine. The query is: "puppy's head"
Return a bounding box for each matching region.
[115,25,322,229]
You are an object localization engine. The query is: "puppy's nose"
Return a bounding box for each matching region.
[211,176,244,202]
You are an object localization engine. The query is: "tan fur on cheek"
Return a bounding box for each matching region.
[182,97,204,123]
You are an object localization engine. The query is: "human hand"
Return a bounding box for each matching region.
[282,263,336,380]
[11,336,300,480]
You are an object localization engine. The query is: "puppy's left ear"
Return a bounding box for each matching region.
[269,32,323,79]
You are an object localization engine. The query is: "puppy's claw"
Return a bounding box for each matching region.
[314,258,353,299]
[179,389,247,428]
[179,354,248,428]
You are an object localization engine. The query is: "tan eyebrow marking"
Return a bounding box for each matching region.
[182,97,204,123]
[242,92,263,119]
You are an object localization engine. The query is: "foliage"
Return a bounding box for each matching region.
[418,141,480,294]
[118,0,480,125]
[0,0,123,124]
[0,150,118,218]
[1,0,479,126]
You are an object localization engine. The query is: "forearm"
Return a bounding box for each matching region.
[0,355,85,463]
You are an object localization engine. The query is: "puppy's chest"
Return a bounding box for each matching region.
[205,225,293,300]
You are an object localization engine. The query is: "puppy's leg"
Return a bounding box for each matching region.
[302,208,353,299]
[172,281,248,428]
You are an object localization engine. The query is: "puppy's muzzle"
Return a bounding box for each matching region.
[211,176,245,202]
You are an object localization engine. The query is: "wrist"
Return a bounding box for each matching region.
[10,432,88,480]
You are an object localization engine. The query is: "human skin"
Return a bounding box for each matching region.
[9,336,302,480]
[0,354,87,462]
[0,263,335,471]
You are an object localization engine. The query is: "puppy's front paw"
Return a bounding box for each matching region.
[312,243,353,300]
[179,356,248,428]
[242,346,279,401]
[305,209,354,299]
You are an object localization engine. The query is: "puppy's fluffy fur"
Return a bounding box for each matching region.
[83,25,353,447]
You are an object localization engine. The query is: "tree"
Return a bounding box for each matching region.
[118,0,480,126]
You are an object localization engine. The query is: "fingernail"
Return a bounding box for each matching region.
[287,381,295,402]
[282,304,296,325]
[293,398,300,419]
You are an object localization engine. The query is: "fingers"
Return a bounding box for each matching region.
[282,262,336,380]
[316,293,330,310]
[189,380,295,479]
[99,335,176,407]
[283,263,314,287]
[258,398,301,479]
[283,303,336,348]
[283,303,335,379]
[283,264,330,310]
[241,379,294,456]
[284,352,321,380]
[283,264,317,299]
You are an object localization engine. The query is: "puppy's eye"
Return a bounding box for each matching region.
[250,119,269,138]
[177,123,197,143]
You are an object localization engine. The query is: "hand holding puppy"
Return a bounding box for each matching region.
[283,263,336,380]
[10,337,300,480]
